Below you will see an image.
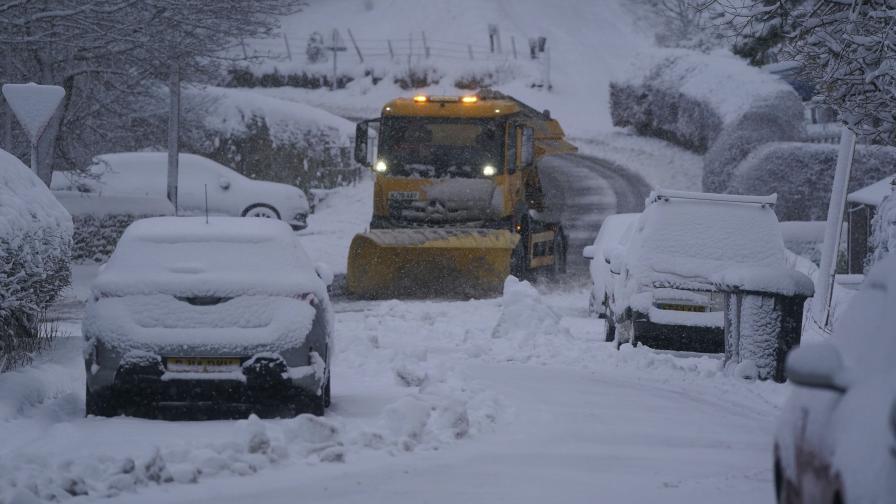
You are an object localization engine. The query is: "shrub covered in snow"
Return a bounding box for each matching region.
[869,189,896,267]
[729,143,896,222]
[610,49,803,158]
[0,149,72,372]
[182,86,359,192]
[702,98,805,193]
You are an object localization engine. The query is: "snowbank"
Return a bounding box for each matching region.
[729,142,896,221]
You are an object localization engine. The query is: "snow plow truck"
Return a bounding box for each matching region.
[348,91,577,298]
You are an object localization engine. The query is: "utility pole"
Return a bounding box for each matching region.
[167,62,181,210]
[813,126,856,329]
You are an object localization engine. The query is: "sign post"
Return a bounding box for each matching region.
[1,83,65,180]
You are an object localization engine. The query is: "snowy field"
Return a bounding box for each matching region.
[1,181,791,504]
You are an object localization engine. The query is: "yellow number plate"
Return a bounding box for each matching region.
[656,303,707,313]
[165,357,241,373]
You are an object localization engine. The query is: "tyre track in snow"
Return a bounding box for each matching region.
[538,153,652,274]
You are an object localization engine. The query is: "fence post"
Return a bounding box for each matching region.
[468,44,474,60]
[241,39,249,59]
[347,28,364,63]
[421,31,430,59]
[528,38,538,59]
[387,39,394,60]
[511,36,517,59]
[283,33,292,61]
[488,24,497,53]
[408,33,413,67]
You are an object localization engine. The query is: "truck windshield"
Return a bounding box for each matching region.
[378,116,504,178]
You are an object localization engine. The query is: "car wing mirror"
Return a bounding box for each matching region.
[315,262,334,287]
[604,245,623,274]
[218,177,231,190]
[582,245,596,260]
[786,343,849,392]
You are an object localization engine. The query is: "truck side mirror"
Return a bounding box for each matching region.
[521,127,535,166]
[354,121,370,166]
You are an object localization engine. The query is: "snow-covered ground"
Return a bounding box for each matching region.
[2,180,791,503]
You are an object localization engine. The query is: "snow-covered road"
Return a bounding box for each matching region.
[1,155,789,503]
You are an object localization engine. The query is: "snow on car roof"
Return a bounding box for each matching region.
[627,192,811,295]
[93,217,323,298]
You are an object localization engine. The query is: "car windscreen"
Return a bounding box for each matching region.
[378,117,504,178]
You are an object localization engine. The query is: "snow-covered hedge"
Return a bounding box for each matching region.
[610,50,803,155]
[729,142,896,221]
[702,98,805,193]
[54,192,175,263]
[0,149,72,371]
[182,87,359,192]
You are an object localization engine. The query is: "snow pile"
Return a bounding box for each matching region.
[730,143,896,221]
[488,277,583,364]
[611,49,802,154]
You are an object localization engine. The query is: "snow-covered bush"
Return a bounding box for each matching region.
[702,98,805,193]
[610,49,803,157]
[729,143,896,222]
[869,189,896,267]
[0,149,72,372]
[182,86,359,191]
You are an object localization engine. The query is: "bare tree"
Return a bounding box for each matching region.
[710,0,896,143]
[0,0,303,186]
[631,0,726,51]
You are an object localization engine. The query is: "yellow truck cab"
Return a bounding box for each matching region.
[350,91,576,298]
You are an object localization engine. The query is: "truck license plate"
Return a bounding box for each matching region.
[388,191,419,201]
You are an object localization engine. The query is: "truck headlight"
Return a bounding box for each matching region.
[374,160,388,173]
[482,164,497,177]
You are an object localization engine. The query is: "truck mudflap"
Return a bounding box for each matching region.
[346,228,519,299]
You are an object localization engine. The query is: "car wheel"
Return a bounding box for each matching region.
[85,383,117,417]
[243,204,281,220]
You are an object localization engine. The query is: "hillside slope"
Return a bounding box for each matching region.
[247,0,652,137]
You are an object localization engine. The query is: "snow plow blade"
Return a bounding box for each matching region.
[346,229,519,299]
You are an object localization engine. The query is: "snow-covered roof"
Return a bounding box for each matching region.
[847,174,896,206]
[0,148,72,249]
[93,217,323,298]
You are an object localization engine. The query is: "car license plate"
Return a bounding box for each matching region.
[656,303,707,313]
[165,357,241,373]
[388,191,419,201]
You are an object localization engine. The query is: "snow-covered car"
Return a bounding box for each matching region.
[775,253,896,504]
[83,217,334,418]
[51,152,311,230]
[604,190,804,352]
[582,213,639,340]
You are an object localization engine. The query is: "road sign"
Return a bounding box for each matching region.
[2,83,65,143]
